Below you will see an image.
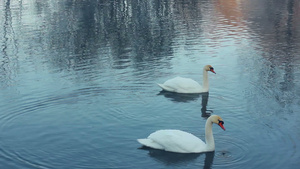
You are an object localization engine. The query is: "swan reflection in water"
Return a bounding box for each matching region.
[139,147,215,169]
[200,92,213,118]
[157,90,201,102]
[158,91,213,117]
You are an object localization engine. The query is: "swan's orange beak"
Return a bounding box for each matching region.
[218,121,225,131]
[210,69,216,74]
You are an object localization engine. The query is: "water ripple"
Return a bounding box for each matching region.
[213,136,251,168]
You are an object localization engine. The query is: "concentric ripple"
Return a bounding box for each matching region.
[213,136,251,168]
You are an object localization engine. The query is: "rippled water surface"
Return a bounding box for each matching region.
[1,0,300,168]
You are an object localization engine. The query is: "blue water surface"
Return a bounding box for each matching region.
[0,0,300,168]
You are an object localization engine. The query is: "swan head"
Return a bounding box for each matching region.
[204,65,216,74]
[210,115,225,130]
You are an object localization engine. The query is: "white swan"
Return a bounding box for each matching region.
[137,115,225,153]
[157,65,216,93]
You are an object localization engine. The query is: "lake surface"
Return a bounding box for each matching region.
[1,0,300,168]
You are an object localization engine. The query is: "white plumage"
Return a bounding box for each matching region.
[157,65,216,93]
[137,115,225,153]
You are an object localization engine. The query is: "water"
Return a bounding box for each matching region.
[0,0,300,168]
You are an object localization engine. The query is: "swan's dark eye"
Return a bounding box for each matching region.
[210,67,214,70]
[219,120,224,124]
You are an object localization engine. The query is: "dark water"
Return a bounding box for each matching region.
[1,0,300,168]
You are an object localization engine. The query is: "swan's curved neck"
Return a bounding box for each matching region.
[205,118,215,151]
[202,69,209,91]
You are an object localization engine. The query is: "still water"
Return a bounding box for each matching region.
[1,0,300,168]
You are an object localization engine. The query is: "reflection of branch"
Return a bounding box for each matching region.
[286,0,294,38]
[3,0,18,54]
[1,0,19,87]
[1,0,11,79]
[2,0,10,55]
[1,0,10,86]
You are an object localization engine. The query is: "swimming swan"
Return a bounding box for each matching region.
[157,65,216,93]
[137,115,225,153]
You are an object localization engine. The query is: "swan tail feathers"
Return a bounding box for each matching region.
[157,83,165,89]
[137,139,164,149]
[157,83,175,92]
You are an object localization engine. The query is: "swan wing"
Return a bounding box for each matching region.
[141,129,206,153]
[137,139,164,149]
[158,77,203,93]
